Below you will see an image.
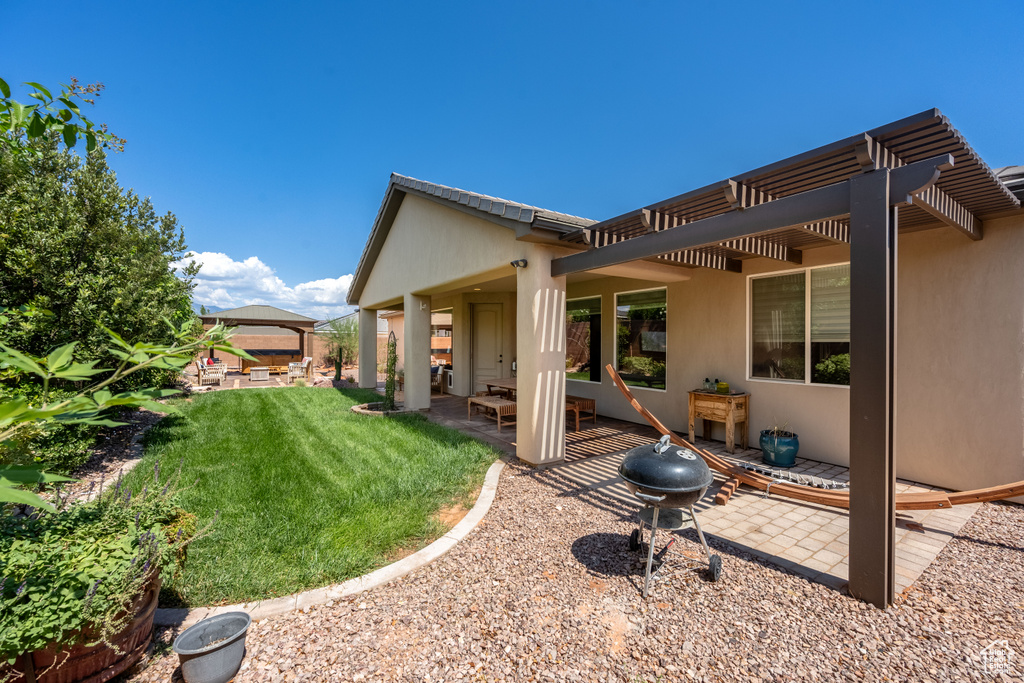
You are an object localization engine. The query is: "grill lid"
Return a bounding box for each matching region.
[619,435,713,493]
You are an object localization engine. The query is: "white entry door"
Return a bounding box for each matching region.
[472,303,503,393]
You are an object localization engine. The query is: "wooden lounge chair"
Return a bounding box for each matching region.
[288,357,312,384]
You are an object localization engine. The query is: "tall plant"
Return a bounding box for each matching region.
[321,316,359,381]
[381,331,398,412]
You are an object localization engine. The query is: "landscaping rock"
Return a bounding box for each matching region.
[125,462,1023,682]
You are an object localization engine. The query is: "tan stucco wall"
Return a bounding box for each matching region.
[895,215,1024,493]
[359,194,528,310]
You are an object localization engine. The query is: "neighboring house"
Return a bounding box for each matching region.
[345,109,1023,604]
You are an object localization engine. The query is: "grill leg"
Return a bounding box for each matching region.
[690,505,711,558]
[642,507,660,598]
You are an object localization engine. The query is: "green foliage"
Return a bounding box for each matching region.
[0,383,99,473]
[321,316,359,380]
[0,461,201,665]
[0,77,125,157]
[0,316,255,510]
[619,355,665,378]
[382,331,398,412]
[813,352,850,385]
[0,139,201,380]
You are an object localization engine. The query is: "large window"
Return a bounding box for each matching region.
[566,297,601,382]
[749,264,850,385]
[616,289,667,390]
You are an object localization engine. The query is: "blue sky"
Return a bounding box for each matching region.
[7,1,1022,319]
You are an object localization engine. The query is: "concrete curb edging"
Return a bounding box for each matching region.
[154,457,507,628]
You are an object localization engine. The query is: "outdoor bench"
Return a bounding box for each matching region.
[467,395,517,432]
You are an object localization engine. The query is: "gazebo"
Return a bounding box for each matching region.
[199,305,318,361]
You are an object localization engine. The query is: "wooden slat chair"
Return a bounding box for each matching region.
[565,395,597,433]
[196,361,225,387]
[288,357,312,383]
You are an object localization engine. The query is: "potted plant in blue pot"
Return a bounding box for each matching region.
[760,421,799,467]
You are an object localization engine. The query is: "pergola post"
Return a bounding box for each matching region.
[516,249,567,465]
[358,308,378,389]
[404,293,432,411]
[848,168,898,608]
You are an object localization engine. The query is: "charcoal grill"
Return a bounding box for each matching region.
[619,435,722,597]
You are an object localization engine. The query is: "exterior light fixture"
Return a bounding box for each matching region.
[510,259,528,268]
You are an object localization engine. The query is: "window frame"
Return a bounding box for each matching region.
[746,263,851,388]
[614,286,668,393]
[565,294,602,385]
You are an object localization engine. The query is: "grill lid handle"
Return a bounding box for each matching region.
[654,434,672,454]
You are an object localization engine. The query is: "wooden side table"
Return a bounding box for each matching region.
[688,390,749,454]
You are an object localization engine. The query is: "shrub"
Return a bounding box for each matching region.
[620,356,666,378]
[0,383,100,473]
[814,353,850,385]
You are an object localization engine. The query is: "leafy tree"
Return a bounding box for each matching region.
[0,77,124,157]
[0,77,199,471]
[0,124,199,386]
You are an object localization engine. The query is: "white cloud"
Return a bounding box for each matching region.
[173,251,355,320]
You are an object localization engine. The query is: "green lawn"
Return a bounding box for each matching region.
[127,387,499,607]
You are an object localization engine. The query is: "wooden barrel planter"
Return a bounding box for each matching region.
[1,577,161,683]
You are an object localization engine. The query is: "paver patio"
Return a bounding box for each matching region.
[425,394,980,595]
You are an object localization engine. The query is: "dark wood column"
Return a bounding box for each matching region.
[848,168,897,608]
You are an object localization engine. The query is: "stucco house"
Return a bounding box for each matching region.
[346,109,1022,605]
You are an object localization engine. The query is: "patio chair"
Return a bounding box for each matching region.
[288,357,312,384]
[196,361,225,387]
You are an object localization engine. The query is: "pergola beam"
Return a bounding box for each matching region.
[720,236,803,264]
[656,250,743,272]
[552,181,850,276]
[800,220,850,244]
[868,138,982,240]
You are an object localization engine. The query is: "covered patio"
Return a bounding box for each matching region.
[426,394,980,596]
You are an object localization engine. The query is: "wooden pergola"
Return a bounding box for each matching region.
[550,109,1020,607]
[198,305,317,359]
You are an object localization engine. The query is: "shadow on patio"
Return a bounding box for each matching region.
[425,393,980,596]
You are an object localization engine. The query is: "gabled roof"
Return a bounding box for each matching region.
[200,304,317,323]
[346,173,596,305]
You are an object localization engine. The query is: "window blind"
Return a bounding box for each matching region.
[810,264,850,342]
[751,273,804,344]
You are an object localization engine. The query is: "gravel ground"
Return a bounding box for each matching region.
[123,460,1023,683]
[53,408,165,503]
